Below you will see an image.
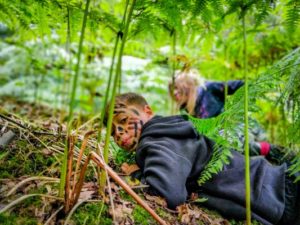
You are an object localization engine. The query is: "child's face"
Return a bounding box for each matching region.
[111,104,153,151]
[173,84,188,107]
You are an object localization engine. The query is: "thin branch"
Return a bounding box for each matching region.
[72,155,92,205]
[73,131,94,194]
[44,205,64,225]
[90,152,167,225]
[6,176,59,197]
[64,199,91,225]
[65,135,75,213]
[0,194,63,214]
[0,114,61,136]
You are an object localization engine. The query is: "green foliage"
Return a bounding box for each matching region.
[112,144,136,166]
[0,140,56,179]
[0,0,300,223]
[187,47,300,184]
[285,0,300,33]
[132,205,155,225]
[73,202,112,225]
[0,213,37,225]
[186,114,233,185]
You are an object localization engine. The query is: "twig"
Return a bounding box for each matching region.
[0,194,63,214]
[64,199,90,225]
[44,205,64,225]
[72,155,92,205]
[72,131,94,196]
[90,152,167,225]
[6,176,59,197]
[0,114,28,130]
[65,135,75,213]
[0,113,61,136]
[77,113,100,130]
[98,144,115,223]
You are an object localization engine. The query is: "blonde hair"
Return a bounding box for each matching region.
[169,69,205,115]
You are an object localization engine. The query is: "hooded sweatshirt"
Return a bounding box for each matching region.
[195,80,244,118]
[135,115,286,225]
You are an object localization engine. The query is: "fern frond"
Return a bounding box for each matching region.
[185,114,234,184]
[285,0,300,34]
[254,0,273,27]
[90,10,121,33]
[185,48,300,184]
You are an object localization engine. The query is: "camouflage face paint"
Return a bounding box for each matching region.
[140,120,144,127]
[134,122,138,137]
[111,104,145,151]
[130,108,140,116]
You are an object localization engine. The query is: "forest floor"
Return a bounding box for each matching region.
[0,96,256,225]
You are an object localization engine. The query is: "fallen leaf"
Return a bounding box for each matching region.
[177,204,229,225]
[78,182,98,200]
[121,163,140,175]
[145,194,167,207]
[109,202,133,224]
[42,148,53,156]
[78,190,94,200]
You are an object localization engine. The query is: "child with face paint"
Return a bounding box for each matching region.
[104,92,300,225]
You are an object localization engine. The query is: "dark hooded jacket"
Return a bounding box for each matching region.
[194,80,244,118]
[135,115,286,225]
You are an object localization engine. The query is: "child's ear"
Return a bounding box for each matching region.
[143,105,153,117]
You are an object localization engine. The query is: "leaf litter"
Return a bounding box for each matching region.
[0,97,232,224]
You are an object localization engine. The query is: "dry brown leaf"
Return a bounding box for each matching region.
[109,202,133,224]
[42,148,53,156]
[145,194,167,207]
[121,163,140,175]
[78,182,97,200]
[178,204,228,225]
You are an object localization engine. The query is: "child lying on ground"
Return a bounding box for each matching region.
[169,68,243,119]
[103,92,300,225]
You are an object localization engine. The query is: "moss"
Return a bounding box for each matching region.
[119,190,133,202]
[132,205,155,225]
[0,212,37,225]
[156,207,171,220]
[73,202,112,225]
[112,144,136,166]
[0,139,56,179]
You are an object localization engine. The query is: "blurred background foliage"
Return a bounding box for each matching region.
[0,0,299,148]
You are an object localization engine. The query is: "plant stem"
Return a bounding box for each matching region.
[60,5,72,123]
[97,36,120,142]
[171,29,176,115]
[99,0,136,192]
[242,9,251,225]
[118,0,130,94]
[59,0,91,197]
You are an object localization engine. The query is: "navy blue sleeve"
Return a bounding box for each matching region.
[227,80,244,94]
[141,140,193,209]
[206,80,244,96]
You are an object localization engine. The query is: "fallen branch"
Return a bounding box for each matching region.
[6,176,59,197]
[0,113,62,136]
[44,205,64,225]
[89,151,167,225]
[0,194,63,214]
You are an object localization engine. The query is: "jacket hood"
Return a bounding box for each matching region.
[140,115,198,140]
